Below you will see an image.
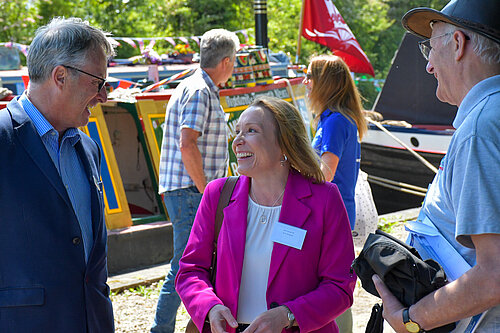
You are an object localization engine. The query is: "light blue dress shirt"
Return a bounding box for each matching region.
[20,94,93,262]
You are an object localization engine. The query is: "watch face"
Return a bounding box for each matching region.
[404,321,421,333]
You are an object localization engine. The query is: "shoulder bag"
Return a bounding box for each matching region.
[185,176,239,333]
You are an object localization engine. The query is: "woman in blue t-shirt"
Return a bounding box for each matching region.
[305,55,367,230]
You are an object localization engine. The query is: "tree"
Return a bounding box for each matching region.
[156,0,253,37]
[0,0,38,44]
[34,0,84,26]
[0,0,450,99]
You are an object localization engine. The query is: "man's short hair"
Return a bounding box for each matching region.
[27,17,115,83]
[199,29,239,69]
[438,22,500,65]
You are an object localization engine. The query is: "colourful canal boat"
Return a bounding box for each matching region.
[76,77,308,230]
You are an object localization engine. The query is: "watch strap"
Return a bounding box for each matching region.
[403,308,423,333]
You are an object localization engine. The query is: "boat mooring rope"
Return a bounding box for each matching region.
[364,117,441,197]
[366,118,439,174]
[367,174,427,197]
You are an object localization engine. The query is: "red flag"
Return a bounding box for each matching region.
[302,0,375,76]
[21,75,30,89]
[117,80,134,89]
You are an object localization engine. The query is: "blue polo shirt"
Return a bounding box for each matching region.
[422,74,500,333]
[423,75,500,265]
[312,109,360,228]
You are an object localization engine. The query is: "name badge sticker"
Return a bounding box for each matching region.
[271,222,307,250]
[93,175,103,193]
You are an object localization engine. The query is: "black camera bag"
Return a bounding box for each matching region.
[352,229,456,333]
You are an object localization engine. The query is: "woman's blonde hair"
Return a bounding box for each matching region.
[250,96,325,183]
[308,55,367,139]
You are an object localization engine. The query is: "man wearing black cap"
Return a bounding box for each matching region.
[372,0,500,332]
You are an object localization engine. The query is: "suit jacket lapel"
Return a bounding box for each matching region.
[268,170,312,286]
[75,140,103,244]
[9,100,72,210]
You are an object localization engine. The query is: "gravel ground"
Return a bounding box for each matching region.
[111,223,408,333]
[111,281,191,333]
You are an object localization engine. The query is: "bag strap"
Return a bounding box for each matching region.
[210,176,239,284]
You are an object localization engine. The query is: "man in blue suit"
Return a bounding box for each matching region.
[0,17,115,332]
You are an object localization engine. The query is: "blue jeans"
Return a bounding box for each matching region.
[152,186,203,333]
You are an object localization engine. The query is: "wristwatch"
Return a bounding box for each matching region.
[403,308,423,333]
[283,305,295,329]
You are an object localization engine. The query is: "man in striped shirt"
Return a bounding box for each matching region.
[152,29,239,333]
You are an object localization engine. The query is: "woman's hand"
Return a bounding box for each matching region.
[243,306,290,333]
[208,304,238,333]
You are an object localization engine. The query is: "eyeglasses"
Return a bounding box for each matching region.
[418,32,470,60]
[306,72,312,80]
[64,65,107,93]
[418,32,452,60]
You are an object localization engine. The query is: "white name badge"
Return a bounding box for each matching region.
[270,222,307,250]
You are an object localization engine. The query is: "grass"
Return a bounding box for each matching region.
[377,217,400,233]
[111,281,164,299]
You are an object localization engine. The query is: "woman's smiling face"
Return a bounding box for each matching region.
[232,105,283,177]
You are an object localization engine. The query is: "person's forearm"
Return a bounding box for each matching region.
[410,262,500,330]
[180,143,207,193]
[374,234,500,333]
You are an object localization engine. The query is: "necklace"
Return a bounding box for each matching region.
[251,187,285,224]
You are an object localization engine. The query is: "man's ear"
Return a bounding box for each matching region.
[453,30,468,61]
[52,65,67,89]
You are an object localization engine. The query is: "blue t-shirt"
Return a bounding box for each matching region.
[312,109,360,228]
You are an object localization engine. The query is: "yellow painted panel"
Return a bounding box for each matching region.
[82,104,132,230]
[135,99,169,180]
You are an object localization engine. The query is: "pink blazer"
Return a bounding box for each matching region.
[176,170,356,333]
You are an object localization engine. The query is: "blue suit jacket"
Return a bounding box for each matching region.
[0,97,114,332]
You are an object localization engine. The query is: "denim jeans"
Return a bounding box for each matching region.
[151,186,203,333]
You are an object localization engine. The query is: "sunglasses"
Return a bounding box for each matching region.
[64,65,107,93]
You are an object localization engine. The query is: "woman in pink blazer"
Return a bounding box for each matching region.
[176,96,356,333]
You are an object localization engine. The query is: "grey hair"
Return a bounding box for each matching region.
[27,17,115,83]
[439,22,500,65]
[200,29,239,68]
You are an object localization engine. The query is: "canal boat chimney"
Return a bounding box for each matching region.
[254,0,268,49]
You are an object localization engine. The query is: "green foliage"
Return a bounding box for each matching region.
[160,0,253,36]
[34,0,84,26]
[318,0,448,108]
[373,0,449,78]
[129,284,154,297]
[78,0,171,58]
[0,0,38,44]
[1,0,450,94]
[110,281,163,298]
[377,217,399,233]
[267,0,326,64]
[356,79,381,110]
